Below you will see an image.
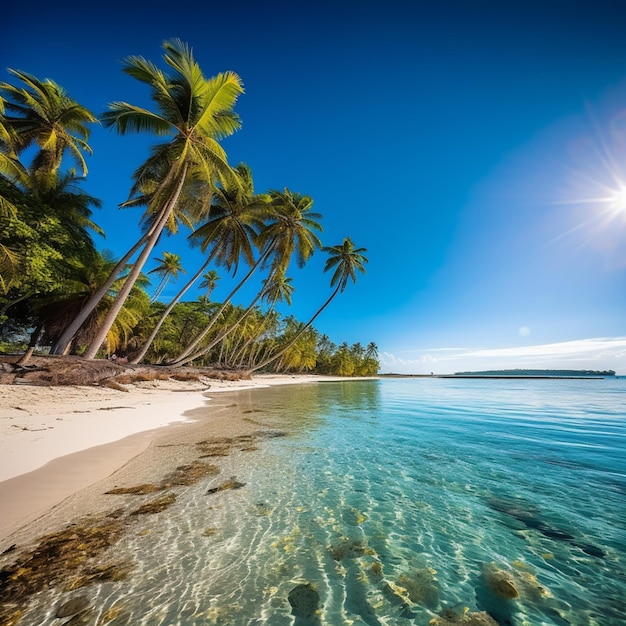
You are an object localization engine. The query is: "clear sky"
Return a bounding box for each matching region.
[4,0,626,374]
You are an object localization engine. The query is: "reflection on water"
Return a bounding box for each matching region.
[7,379,626,625]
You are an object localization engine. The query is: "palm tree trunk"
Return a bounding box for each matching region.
[244,284,341,375]
[169,244,274,365]
[171,288,265,367]
[82,166,188,360]
[50,201,172,355]
[150,275,169,302]
[16,323,43,366]
[129,257,211,364]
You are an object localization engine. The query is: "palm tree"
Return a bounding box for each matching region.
[0,69,96,188]
[258,188,323,275]
[245,237,368,374]
[38,249,150,356]
[175,271,294,367]
[199,269,220,299]
[168,166,271,363]
[171,188,322,365]
[129,162,264,366]
[53,39,244,358]
[148,251,186,302]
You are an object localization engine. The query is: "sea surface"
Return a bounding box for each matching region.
[21,378,626,625]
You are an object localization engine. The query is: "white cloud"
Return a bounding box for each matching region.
[380,337,626,374]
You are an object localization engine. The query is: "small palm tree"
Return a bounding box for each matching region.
[148,252,186,302]
[245,237,367,374]
[199,269,220,299]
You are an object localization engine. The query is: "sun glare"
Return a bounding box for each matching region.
[608,185,626,215]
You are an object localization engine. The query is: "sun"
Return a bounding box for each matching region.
[608,185,626,215]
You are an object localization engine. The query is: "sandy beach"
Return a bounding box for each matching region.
[0,374,362,543]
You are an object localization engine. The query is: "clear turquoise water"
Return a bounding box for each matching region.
[25,378,626,625]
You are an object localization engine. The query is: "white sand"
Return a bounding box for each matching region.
[0,373,371,539]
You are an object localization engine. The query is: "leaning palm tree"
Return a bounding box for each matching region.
[245,237,368,374]
[130,163,267,365]
[171,187,322,365]
[174,271,294,367]
[0,69,96,189]
[52,39,244,358]
[148,251,186,302]
[168,166,272,364]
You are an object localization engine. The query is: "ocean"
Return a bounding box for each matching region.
[16,378,626,625]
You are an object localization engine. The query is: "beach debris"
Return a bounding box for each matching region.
[287,583,321,618]
[55,595,91,618]
[429,607,499,625]
[398,567,440,608]
[206,477,246,495]
[105,483,165,495]
[130,492,176,515]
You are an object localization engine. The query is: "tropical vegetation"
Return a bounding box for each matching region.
[0,39,379,377]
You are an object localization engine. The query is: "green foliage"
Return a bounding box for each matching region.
[0,178,87,299]
[0,43,377,370]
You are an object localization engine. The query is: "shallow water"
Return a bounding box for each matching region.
[18,378,626,625]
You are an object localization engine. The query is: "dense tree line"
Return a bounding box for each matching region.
[0,40,378,376]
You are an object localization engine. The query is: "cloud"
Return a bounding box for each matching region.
[456,337,626,360]
[380,337,626,374]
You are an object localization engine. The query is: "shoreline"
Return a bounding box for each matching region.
[0,374,375,543]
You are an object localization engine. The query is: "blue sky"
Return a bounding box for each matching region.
[4,0,626,373]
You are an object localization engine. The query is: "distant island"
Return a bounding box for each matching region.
[381,369,617,379]
[451,369,616,378]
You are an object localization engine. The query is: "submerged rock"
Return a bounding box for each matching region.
[430,607,499,625]
[482,563,520,599]
[399,567,440,608]
[328,538,374,560]
[130,492,176,515]
[165,460,220,486]
[288,583,320,618]
[55,595,91,618]
[206,477,246,495]
[105,483,164,495]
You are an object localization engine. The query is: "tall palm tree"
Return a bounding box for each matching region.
[39,249,150,356]
[0,69,96,188]
[53,39,244,358]
[148,251,186,301]
[245,237,368,374]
